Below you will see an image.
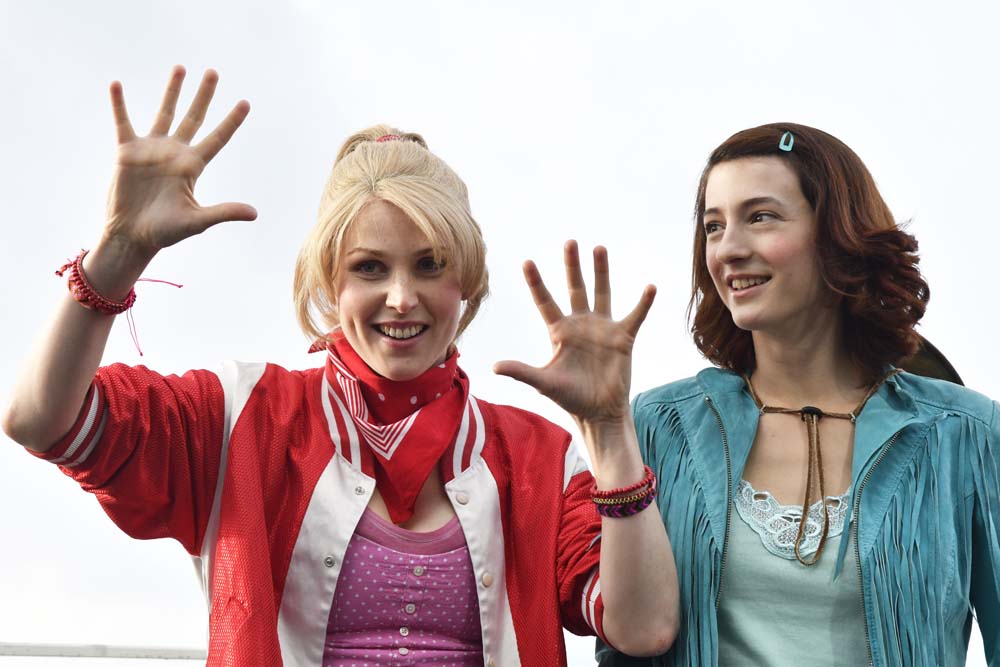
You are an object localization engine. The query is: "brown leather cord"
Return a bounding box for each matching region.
[742,370,899,566]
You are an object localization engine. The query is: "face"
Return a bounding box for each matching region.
[335,199,464,381]
[703,157,833,337]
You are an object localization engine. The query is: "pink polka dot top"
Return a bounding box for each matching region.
[323,508,483,666]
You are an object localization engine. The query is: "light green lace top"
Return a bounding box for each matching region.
[717,481,869,666]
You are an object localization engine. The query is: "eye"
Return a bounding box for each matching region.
[749,211,776,223]
[417,256,446,273]
[352,259,385,277]
[703,221,723,235]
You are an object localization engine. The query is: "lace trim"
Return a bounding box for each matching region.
[735,479,851,561]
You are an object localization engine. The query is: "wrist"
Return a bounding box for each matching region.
[578,419,645,490]
[85,235,157,300]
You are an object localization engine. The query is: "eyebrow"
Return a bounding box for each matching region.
[703,196,785,219]
[345,246,438,257]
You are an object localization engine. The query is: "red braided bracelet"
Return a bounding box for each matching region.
[590,465,655,499]
[56,249,136,315]
[55,249,182,356]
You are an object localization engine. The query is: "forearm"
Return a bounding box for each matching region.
[2,236,154,451]
[581,418,679,657]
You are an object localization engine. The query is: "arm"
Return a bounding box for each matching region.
[971,402,1000,664]
[2,66,256,452]
[495,241,679,656]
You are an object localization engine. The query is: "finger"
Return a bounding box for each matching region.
[564,240,589,313]
[173,69,219,143]
[593,245,611,316]
[523,260,564,325]
[149,65,186,135]
[621,284,657,337]
[109,81,136,144]
[192,202,258,232]
[493,360,551,394]
[195,100,250,163]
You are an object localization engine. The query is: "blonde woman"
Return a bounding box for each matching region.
[2,67,678,666]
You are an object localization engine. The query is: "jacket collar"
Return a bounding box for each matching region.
[694,367,922,487]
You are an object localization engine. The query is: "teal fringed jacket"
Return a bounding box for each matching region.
[598,368,1000,666]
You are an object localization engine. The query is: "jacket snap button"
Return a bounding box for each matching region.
[456,492,470,505]
[323,556,335,568]
[482,572,494,588]
[354,486,365,495]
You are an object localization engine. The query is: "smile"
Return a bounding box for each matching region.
[376,324,428,340]
[729,276,770,291]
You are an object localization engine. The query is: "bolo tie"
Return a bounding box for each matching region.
[742,370,899,566]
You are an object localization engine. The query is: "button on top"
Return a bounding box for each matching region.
[482,572,494,588]
[404,603,417,614]
[323,556,336,568]
[354,485,365,495]
[413,565,426,576]
[456,492,470,505]
[399,626,410,637]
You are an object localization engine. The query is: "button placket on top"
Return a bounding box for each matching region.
[397,553,430,657]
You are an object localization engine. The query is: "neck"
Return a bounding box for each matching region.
[749,318,867,412]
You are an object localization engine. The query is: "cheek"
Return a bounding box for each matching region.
[705,246,725,287]
[766,237,812,275]
[335,283,375,325]
[428,283,464,326]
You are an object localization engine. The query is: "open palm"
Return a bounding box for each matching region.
[103,66,256,254]
[494,241,655,424]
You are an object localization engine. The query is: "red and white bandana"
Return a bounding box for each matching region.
[324,334,469,524]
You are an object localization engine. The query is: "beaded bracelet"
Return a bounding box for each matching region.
[56,250,137,315]
[590,465,655,499]
[592,481,656,505]
[590,465,658,518]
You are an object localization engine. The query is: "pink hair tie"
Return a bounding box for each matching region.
[375,134,402,143]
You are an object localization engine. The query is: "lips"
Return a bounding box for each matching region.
[376,324,428,340]
[728,276,770,291]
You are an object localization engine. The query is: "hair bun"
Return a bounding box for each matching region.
[334,124,428,164]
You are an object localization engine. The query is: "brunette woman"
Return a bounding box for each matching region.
[599,123,1000,666]
[1,67,678,666]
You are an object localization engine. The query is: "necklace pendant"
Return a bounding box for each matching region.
[800,405,824,420]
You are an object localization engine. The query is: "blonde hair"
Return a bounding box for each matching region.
[294,124,489,344]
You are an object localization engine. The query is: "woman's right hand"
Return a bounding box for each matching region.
[103,66,256,258]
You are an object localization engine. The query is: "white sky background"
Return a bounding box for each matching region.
[0,0,997,664]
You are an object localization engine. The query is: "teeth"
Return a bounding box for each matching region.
[378,325,425,339]
[731,277,768,291]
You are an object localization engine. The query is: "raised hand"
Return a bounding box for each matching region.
[103,66,256,255]
[494,241,656,425]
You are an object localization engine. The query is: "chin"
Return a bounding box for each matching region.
[370,364,410,381]
[373,359,428,382]
[727,310,763,332]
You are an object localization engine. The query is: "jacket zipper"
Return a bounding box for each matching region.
[852,429,903,667]
[705,396,733,608]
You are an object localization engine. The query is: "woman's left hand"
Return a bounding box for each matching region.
[494,241,655,426]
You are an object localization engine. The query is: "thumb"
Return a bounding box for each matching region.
[493,360,550,393]
[194,202,258,232]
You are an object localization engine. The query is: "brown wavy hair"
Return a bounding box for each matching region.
[689,123,929,381]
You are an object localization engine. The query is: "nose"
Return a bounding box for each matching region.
[713,224,751,265]
[385,272,419,313]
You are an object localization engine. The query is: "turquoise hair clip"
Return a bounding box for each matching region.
[779,131,795,152]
